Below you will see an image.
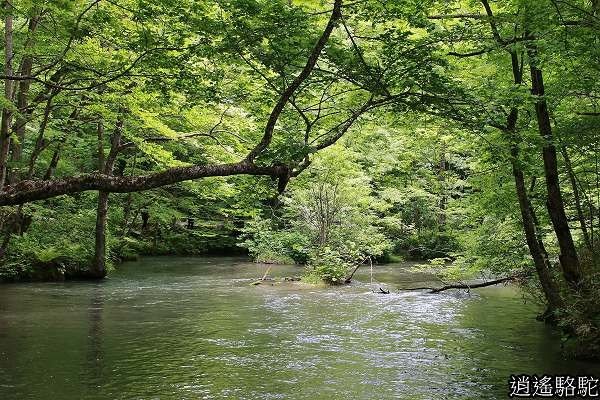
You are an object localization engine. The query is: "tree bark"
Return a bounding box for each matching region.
[0,161,291,206]
[91,118,123,279]
[511,147,563,310]
[527,46,581,285]
[505,49,563,310]
[42,149,61,181]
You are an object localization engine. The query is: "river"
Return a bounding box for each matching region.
[0,257,598,399]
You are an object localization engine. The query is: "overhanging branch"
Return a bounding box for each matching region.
[0,0,346,206]
[0,161,289,206]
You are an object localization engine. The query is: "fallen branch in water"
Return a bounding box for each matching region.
[251,276,301,285]
[260,265,273,281]
[405,276,517,293]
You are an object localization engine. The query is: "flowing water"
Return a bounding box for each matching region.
[0,257,598,399]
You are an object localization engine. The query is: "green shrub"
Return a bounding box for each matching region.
[239,217,310,264]
[302,248,350,285]
[0,200,101,281]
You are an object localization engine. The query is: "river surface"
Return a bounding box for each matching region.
[0,257,598,399]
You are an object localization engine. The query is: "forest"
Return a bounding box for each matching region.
[0,0,599,397]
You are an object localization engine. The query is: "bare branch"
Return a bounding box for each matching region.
[405,276,517,293]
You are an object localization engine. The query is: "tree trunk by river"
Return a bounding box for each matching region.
[561,145,592,251]
[527,45,581,286]
[91,118,123,279]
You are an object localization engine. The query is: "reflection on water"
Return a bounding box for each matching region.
[0,257,598,399]
[85,286,104,390]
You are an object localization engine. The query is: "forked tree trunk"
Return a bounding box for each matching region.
[505,49,563,311]
[479,0,566,313]
[91,118,123,279]
[511,153,564,310]
[527,48,581,285]
[507,109,563,311]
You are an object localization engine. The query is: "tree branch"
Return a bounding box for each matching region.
[0,161,289,206]
[245,0,343,162]
[405,276,517,293]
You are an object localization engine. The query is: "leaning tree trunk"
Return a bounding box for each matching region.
[561,146,592,251]
[527,48,581,286]
[511,151,564,311]
[504,49,563,311]
[507,109,564,311]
